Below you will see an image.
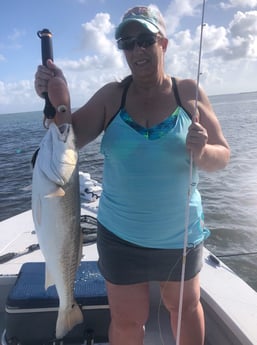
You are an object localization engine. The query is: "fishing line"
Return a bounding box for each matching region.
[176,1,206,345]
[157,248,193,345]
[194,0,206,120]
[157,2,206,343]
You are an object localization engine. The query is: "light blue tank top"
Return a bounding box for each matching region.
[98,103,209,249]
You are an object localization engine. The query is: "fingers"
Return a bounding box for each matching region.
[186,122,208,152]
[34,61,67,98]
[34,65,54,97]
[46,60,66,81]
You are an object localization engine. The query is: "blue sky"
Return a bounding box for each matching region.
[1,0,257,114]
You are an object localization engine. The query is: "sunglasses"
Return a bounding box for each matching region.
[117,33,159,51]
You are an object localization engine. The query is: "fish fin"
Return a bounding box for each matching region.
[45,187,65,198]
[45,265,55,290]
[55,302,83,339]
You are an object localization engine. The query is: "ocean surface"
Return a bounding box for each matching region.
[1,92,257,291]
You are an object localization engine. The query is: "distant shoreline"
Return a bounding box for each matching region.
[1,92,256,116]
[209,90,257,98]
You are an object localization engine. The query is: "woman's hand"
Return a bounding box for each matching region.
[35,60,71,125]
[34,59,67,98]
[186,121,208,160]
[186,117,230,172]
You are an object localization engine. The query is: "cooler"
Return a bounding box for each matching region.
[4,261,110,344]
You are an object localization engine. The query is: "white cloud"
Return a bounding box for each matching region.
[165,0,204,34]
[182,10,257,61]
[1,4,257,114]
[201,24,229,54]
[79,12,124,69]
[43,12,128,108]
[229,10,257,36]
[223,11,257,59]
[162,4,257,96]
[0,12,129,113]
[0,79,41,113]
[164,3,257,62]
[220,0,257,9]
[165,22,229,78]
[81,13,113,52]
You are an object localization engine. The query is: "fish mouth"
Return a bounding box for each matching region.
[57,123,72,143]
[58,123,70,134]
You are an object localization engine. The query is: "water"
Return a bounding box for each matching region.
[0,92,257,291]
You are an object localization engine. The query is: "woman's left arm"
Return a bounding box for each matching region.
[186,85,230,172]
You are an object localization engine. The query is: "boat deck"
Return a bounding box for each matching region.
[0,305,223,345]
[1,209,257,345]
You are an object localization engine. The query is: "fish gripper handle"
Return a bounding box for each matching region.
[37,29,56,119]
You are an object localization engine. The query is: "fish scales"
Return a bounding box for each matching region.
[32,122,83,339]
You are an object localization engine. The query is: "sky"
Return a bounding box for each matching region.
[0,0,257,114]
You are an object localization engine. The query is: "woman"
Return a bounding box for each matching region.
[35,5,230,345]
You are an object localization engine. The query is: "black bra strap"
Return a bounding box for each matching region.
[171,77,182,107]
[171,76,193,120]
[120,76,133,109]
[104,76,133,130]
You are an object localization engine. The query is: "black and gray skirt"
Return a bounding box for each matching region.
[97,222,203,285]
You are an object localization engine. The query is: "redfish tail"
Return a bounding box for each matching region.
[55,302,83,339]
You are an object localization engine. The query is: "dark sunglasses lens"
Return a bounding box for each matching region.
[118,34,157,50]
[137,35,156,48]
[117,37,136,50]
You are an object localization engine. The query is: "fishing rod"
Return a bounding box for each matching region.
[176,1,206,344]
[208,250,257,268]
[37,28,56,119]
[217,251,257,258]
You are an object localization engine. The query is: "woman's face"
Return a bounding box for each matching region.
[119,22,168,79]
